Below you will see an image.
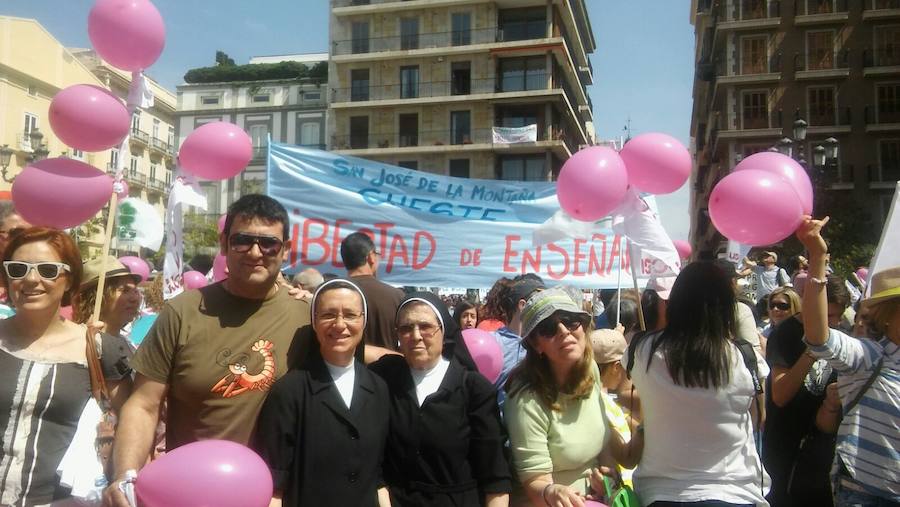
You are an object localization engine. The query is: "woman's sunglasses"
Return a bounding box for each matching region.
[3,261,71,280]
[229,233,284,256]
[769,301,791,311]
[536,312,590,338]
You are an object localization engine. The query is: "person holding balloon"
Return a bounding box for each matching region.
[0,228,133,506]
[504,286,636,507]
[253,279,391,507]
[370,292,512,506]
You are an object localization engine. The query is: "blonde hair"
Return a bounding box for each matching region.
[769,287,801,315]
[867,299,900,337]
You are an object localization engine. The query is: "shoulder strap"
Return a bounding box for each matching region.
[85,328,111,410]
[734,339,763,395]
[842,354,885,418]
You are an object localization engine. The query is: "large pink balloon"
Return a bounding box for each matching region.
[619,132,691,194]
[182,270,208,290]
[212,253,228,282]
[49,85,130,152]
[557,147,629,222]
[12,158,112,229]
[88,0,165,72]
[855,267,869,283]
[461,329,503,383]
[179,122,253,180]
[672,239,692,260]
[118,256,150,282]
[136,440,272,507]
[734,151,813,215]
[709,170,804,246]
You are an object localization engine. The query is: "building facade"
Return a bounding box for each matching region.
[327,0,596,180]
[175,53,329,214]
[689,0,900,257]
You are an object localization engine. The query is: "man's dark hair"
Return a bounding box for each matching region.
[223,194,289,240]
[340,232,375,270]
[826,274,851,309]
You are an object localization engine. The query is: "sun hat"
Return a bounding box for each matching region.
[80,256,140,289]
[763,251,778,262]
[590,328,627,364]
[860,266,900,309]
[520,286,590,339]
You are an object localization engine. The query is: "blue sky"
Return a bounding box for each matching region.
[5,0,695,239]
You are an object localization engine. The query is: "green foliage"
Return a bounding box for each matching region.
[184,60,328,84]
[70,216,105,257]
[215,50,236,67]
[820,192,878,277]
[183,213,221,259]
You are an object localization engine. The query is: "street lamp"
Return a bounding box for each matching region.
[0,145,13,183]
[27,129,50,163]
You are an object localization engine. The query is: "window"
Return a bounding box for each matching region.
[877,84,900,123]
[71,149,84,159]
[131,114,140,131]
[351,69,370,102]
[449,159,470,178]
[398,160,419,170]
[807,31,835,70]
[129,157,138,175]
[110,148,119,168]
[879,139,900,181]
[741,36,768,74]
[742,90,769,129]
[451,62,472,95]
[808,87,836,125]
[152,118,161,139]
[450,111,471,145]
[875,26,900,66]
[499,8,546,41]
[200,95,220,105]
[451,13,472,46]
[400,18,419,50]
[497,106,540,128]
[23,113,37,136]
[350,116,369,149]
[168,126,175,147]
[303,91,322,101]
[400,66,419,99]
[499,57,547,92]
[500,155,545,181]
[807,0,834,14]
[299,122,321,147]
[248,124,269,158]
[150,164,157,181]
[165,170,172,185]
[741,0,767,19]
[252,94,271,103]
[27,85,37,97]
[352,22,369,54]
[398,113,419,147]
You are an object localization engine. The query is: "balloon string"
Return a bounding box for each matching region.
[628,239,647,332]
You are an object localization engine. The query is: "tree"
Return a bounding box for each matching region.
[182,213,220,259]
[215,50,236,67]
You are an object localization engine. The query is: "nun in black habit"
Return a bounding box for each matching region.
[369,291,512,507]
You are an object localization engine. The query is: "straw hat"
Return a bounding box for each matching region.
[80,256,140,289]
[861,266,900,309]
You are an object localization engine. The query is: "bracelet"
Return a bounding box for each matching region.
[808,276,828,287]
[542,482,554,505]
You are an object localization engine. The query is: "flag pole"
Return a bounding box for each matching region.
[628,238,647,332]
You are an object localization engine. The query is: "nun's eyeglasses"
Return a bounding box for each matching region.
[397,322,440,338]
[317,312,363,324]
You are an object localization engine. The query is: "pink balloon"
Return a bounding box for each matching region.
[136,440,272,507]
[585,501,609,507]
[213,253,228,282]
[619,132,692,194]
[557,147,629,222]
[12,158,112,229]
[709,169,804,246]
[48,84,129,152]
[734,151,813,215]
[118,256,150,282]
[855,267,869,283]
[182,270,208,290]
[461,329,503,383]
[178,122,253,180]
[217,214,227,234]
[672,239,692,260]
[88,0,165,72]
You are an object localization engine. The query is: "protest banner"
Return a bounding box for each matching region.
[268,142,669,289]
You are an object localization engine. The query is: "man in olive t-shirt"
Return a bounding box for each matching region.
[105,195,310,507]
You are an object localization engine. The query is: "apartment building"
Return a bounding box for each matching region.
[175,53,328,215]
[327,0,596,180]
[689,0,900,257]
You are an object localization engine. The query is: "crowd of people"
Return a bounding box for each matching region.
[0,195,896,507]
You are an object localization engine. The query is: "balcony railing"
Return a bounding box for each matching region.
[719,52,783,77]
[870,0,900,9]
[871,163,900,183]
[795,48,850,71]
[125,172,147,187]
[865,105,900,123]
[806,106,852,127]
[149,137,171,155]
[863,47,900,67]
[796,0,848,15]
[331,125,573,151]
[148,178,167,192]
[130,128,149,145]
[720,0,781,21]
[735,110,783,130]
[334,75,551,102]
[333,24,548,56]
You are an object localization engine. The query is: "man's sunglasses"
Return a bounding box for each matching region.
[3,261,71,280]
[229,233,284,256]
[769,301,791,311]
[536,312,590,338]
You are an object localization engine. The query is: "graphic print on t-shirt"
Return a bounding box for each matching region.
[210,339,276,398]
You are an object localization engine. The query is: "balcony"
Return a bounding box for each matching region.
[130,128,149,146]
[715,0,781,30]
[714,54,782,90]
[333,76,502,103]
[794,49,850,79]
[869,164,900,187]
[865,105,900,131]
[715,110,783,142]
[806,106,853,134]
[863,47,900,76]
[125,171,147,187]
[795,0,849,24]
[863,0,900,19]
[148,178,167,193]
[149,137,172,157]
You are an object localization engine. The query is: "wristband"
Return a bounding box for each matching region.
[808,277,828,287]
[118,469,137,507]
[542,482,554,505]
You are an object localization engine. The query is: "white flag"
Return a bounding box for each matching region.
[162,177,207,300]
[117,197,164,250]
[726,240,752,265]
[868,182,900,296]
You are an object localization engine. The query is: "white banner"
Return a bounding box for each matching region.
[492,124,538,144]
[116,197,164,250]
[162,177,207,300]
[868,182,900,295]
